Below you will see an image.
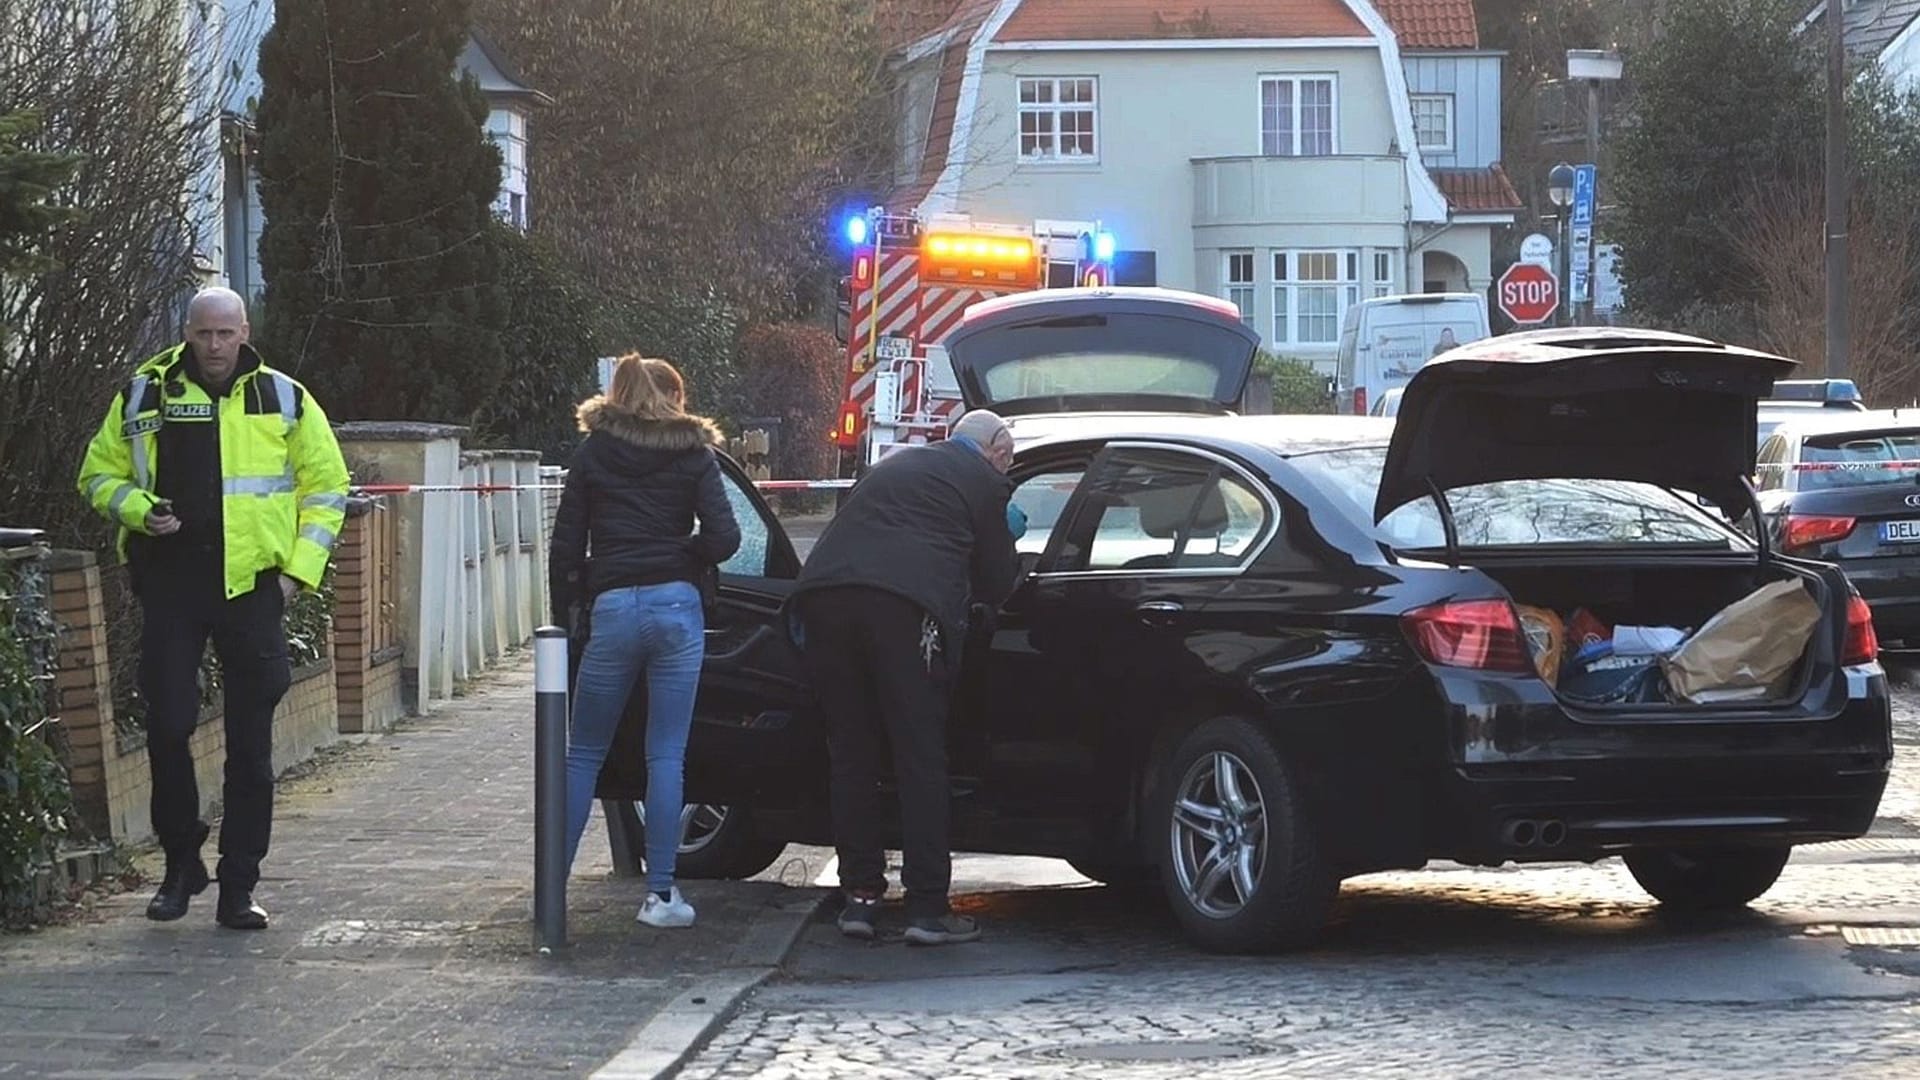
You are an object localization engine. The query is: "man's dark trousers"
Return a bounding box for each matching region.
[797,585,955,920]
[138,568,291,890]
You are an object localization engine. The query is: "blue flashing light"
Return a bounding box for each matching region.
[1093,231,1116,261]
[845,214,870,246]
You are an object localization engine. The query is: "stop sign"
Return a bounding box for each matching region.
[1497,261,1560,325]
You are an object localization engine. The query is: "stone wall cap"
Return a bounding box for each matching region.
[46,550,99,572]
[335,421,472,442]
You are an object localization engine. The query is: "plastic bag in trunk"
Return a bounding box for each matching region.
[1660,579,1821,705]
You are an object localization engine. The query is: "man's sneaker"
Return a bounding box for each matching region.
[637,887,697,928]
[837,892,882,940]
[904,913,981,947]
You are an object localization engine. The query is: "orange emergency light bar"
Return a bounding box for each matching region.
[918,233,1040,289]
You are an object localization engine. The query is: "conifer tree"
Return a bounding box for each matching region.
[255,0,507,422]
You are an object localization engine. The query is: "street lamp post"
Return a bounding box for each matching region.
[1567,50,1623,324]
[1547,162,1575,328]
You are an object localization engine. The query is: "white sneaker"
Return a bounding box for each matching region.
[637,887,696,928]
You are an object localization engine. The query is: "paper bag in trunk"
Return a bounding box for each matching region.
[1660,579,1821,705]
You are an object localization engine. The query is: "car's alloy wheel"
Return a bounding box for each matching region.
[1169,751,1268,919]
[1154,717,1336,953]
[633,801,731,857]
[628,800,787,880]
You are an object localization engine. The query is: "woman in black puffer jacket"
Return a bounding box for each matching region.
[548,355,740,929]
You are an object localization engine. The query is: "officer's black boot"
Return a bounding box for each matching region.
[145,822,211,922]
[215,886,269,931]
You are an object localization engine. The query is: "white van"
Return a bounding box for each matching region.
[1334,292,1490,415]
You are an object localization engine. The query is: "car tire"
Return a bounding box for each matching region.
[635,802,787,881]
[1624,847,1792,911]
[1153,717,1337,953]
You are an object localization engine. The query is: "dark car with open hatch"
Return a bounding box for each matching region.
[590,298,1893,954]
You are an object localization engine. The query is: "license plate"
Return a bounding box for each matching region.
[1881,519,1920,543]
[876,336,914,361]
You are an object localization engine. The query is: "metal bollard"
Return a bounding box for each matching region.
[533,625,569,951]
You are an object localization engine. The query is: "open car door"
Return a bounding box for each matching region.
[591,456,825,808]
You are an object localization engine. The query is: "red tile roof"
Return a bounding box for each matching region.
[1432,165,1524,213]
[877,0,997,51]
[995,0,1367,41]
[1372,0,1480,49]
[890,38,975,212]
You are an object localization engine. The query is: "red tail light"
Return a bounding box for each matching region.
[1843,593,1880,665]
[1783,514,1855,553]
[852,253,873,286]
[1402,600,1535,674]
[1353,386,1368,416]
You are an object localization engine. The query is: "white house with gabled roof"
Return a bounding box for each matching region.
[879,0,1521,369]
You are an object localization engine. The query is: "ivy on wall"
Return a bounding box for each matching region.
[0,554,71,918]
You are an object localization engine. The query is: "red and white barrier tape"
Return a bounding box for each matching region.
[349,479,856,496]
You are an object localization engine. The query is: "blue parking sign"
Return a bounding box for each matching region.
[1572,164,1596,228]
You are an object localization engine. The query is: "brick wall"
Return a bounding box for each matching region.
[48,553,114,840]
[333,500,405,733]
[51,538,368,845]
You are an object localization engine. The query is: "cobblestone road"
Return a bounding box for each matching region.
[678,678,1920,1080]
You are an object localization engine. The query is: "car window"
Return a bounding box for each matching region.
[1060,449,1272,572]
[716,469,775,577]
[1795,429,1920,490]
[1291,446,1744,550]
[1009,468,1085,556]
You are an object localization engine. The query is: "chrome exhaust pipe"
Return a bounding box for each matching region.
[1502,819,1538,847]
[1538,819,1567,847]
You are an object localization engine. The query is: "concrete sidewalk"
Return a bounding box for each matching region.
[0,657,825,1079]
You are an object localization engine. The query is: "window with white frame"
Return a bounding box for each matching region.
[1260,76,1336,156]
[1019,77,1098,161]
[1411,94,1454,152]
[1372,251,1394,297]
[1273,250,1360,346]
[1223,251,1256,327]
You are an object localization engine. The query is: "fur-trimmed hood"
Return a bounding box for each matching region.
[576,397,725,451]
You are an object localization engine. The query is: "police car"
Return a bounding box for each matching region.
[1757,378,1868,447]
[1755,408,1920,645]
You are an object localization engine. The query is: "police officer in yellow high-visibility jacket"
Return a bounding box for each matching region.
[77,287,349,930]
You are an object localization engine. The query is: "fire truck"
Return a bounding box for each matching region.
[831,208,1116,475]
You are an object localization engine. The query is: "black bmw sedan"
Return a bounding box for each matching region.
[592,302,1893,954]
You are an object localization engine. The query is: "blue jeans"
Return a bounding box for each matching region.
[564,580,705,892]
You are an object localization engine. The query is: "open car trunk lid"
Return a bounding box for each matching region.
[941,287,1259,418]
[1373,328,1798,523]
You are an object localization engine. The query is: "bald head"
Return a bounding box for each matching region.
[184,286,251,382]
[951,409,1014,473]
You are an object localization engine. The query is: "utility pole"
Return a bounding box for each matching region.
[1826,0,1850,379]
[1585,81,1600,325]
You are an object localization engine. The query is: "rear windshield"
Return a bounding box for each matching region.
[1291,446,1745,550]
[951,311,1251,406]
[1792,429,1920,490]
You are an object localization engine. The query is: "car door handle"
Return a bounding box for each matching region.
[1136,600,1184,625]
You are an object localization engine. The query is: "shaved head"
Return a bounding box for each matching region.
[951,409,1014,473]
[188,286,247,324]
[184,286,251,383]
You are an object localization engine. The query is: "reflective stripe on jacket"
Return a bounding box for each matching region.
[76,344,352,598]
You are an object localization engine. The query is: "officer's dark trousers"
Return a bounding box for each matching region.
[796,586,954,920]
[139,570,291,890]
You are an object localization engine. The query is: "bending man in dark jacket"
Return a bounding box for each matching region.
[790,410,1021,946]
